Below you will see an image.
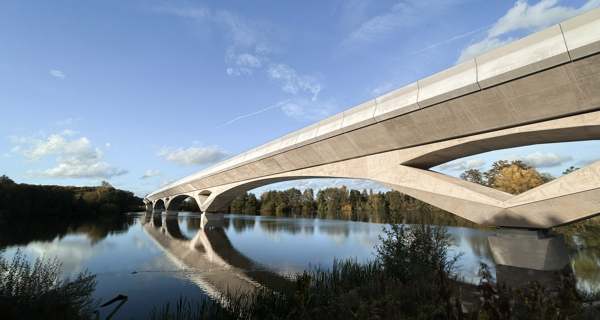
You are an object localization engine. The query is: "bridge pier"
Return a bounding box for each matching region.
[488,229,571,288]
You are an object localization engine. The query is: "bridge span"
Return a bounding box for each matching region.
[145,8,600,229]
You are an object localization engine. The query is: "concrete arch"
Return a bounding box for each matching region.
[198,112,600,228]
[153,199,165,214]
[165,194,193,215]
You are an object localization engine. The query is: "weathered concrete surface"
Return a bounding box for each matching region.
[146,8,600,228]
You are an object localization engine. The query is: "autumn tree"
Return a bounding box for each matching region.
[494,164,544,195]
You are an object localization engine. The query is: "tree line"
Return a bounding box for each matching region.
[221,186,439,214]
[0,175,144,222]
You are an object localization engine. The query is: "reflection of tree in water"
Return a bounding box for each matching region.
[73,216,137,244]
[303,225,315,234]
[571,248,600,291]
[0,215,137,247]
[466,234,494,262]
[557,221,600,292]
[237,210,489,229]
[258,220,304,235]
[231,218,256,233]
[186,217,203,232]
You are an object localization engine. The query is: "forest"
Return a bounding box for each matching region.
[0,175,144,222]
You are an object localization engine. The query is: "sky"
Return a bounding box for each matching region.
[2,0,600,198]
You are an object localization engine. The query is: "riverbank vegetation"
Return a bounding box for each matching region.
[0,249,97,320]
[0,175,143,222]
[150,222,591,320]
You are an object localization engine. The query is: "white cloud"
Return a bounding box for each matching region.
[105,142,111,149]
[457,0,600,63]
[141,170,160,179]
[267,63,322,101]
[437,158,485,171]
[501,151,572,168]
[11,132,127,179]
[59,129,78,136]
[157,143,228,166]
[50,70,65,78]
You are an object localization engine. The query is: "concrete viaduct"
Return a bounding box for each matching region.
[145,8,600,229]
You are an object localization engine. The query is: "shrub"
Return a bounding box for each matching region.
[0,249,97,320]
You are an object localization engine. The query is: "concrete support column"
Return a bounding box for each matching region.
[488,229,571,288]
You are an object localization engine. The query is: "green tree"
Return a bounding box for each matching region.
[459,169,486,185]
[563,166,580,175]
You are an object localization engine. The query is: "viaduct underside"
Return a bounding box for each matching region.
[145,9,600,229]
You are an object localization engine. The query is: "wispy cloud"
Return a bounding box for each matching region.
[215,100,290,129]
[340,0,463,49]
[576,157,600,166]
[403,23,494,58]
[437,158,485,171]
[225,48,263,76]
[141,169,160,179]
[50,70,65,78]
[502,151,572,168]
[457,0,600,63]
[55,117,81,126]
[11,132,127,179]
[280,99,338,121]
[267,63,322,101]
[157,142,228,166]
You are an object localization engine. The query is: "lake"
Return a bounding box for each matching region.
[1,211,598,319]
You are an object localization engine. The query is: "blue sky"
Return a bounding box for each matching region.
[2,0,600,198]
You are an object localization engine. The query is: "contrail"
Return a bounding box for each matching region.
[214,100,291,129]
[401,23,494,58]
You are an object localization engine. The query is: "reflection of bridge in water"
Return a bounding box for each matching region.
[144,212,576,291]
[141,214,290,300]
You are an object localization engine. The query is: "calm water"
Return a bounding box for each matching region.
[1,211,599,319]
